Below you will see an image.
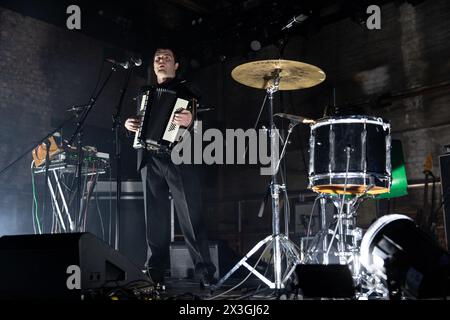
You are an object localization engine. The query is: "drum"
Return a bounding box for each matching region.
[308,115,391,195]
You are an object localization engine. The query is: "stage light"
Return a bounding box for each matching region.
[361,214,450,299]
[250,40,262,51]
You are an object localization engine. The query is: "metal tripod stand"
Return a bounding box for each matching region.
[214,71,302,290]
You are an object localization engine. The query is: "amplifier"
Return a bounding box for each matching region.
[87,181,147,269]
[170,242,220,279]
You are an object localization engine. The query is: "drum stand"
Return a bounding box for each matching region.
[327,196,364,279]
[327,193,389,298]
[213,73,302,291]
[306,147,360,270]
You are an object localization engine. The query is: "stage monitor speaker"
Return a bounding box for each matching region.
[439,153,450,250]
[295,264,355,298]
[0,232,150,300]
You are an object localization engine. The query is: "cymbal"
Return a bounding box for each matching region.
[231,59,326,90]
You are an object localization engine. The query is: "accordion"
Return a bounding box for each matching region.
[133,87,196,151]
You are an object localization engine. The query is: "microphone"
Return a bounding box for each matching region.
[281,13,308,31]
[130,57,142,67]
[274,113,316,125]
[106,57,142,69]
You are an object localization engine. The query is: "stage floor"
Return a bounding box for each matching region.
[156,277,296,301]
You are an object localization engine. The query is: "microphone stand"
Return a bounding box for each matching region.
[68,65,117,232]
[112,66,134,250]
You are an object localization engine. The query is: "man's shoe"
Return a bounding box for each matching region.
[199,273,218,288]
[194,263,217,288]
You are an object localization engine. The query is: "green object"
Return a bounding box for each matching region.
[377,139,408,199]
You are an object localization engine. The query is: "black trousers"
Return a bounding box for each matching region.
[141,154,214,274]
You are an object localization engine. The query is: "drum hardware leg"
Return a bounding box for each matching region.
[46,174,68,232]
[52,170,75,232]
[323,182,375,277]
[327,197,369,284]
[212,234,302,291]
[42,139,51,233]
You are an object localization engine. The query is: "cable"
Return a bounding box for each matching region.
[59,173,74,192]
[206,242,271,300]
[108,169,113,246]
[82,166,97,232]
[86,278,157,300]
[244,94,268,159]
[31,162,37,234]
[95,184,106,241]
[242,247,274,300]
[76,173,86,231]
[89,60,106,100]
[302,196,320,259]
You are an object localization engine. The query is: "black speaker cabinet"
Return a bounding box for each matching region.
[439,153,450,250]
[295,264,355,298]
[0,233,149,300]
[87,181,147,269]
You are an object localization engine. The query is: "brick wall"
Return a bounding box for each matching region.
[0,8,145,235]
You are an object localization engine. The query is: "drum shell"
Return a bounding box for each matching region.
[308,116,391,194]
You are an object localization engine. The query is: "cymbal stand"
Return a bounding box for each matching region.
[213,70,301,291]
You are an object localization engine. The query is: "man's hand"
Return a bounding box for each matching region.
[124,118,141,133]
[173,110,193,127]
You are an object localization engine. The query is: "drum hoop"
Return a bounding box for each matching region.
[309,172,390,180]
[311,117,390,131]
